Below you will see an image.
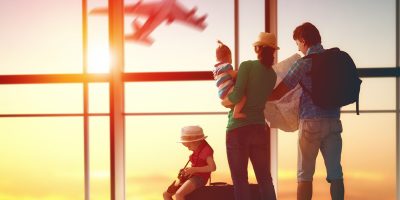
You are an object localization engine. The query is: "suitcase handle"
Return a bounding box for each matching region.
[209,182,229,186]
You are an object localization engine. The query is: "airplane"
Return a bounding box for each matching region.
[90,0,208,45]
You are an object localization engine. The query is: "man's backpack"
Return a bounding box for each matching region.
[300,48,362,115]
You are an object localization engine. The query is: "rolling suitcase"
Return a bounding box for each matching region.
[186,182,261,200]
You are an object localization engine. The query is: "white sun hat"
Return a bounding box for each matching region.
[178,125,208,143]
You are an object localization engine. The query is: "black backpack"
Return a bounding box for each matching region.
[300,48,362,115]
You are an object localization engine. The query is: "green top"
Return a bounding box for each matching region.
[227,60,277,131]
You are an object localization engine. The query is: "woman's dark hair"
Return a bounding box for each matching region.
[257,46,275,68]
[293,22,321,47]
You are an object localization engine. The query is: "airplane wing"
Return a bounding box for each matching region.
[125,1,161,17]
[125,18,155,45]
[169,2,207,30]
[90,0,165,46]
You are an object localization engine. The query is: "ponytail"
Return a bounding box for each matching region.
[257,46,275,69]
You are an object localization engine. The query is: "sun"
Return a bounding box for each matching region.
[88,46,110,73]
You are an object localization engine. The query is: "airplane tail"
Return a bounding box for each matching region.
[195,14,207,30]
[187,7,198,18]
[125,0,143,13]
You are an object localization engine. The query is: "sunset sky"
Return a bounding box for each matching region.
[0,0,398,200]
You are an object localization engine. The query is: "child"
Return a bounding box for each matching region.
[163,125,216,200]
[213,40,247,118]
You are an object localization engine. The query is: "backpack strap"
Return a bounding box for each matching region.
[298,81,311,96]
[356,98,360,115]
[298,53,317,97]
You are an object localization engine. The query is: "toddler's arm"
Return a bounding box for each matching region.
[227,69,238,79]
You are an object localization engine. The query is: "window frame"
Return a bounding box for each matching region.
[0,0,398,199]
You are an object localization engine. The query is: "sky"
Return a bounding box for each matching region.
[0,0,398,200]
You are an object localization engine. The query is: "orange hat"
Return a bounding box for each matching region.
[253,32,280,50]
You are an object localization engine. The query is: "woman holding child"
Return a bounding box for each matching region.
[221,32,279,200]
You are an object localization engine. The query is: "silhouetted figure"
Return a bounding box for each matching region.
[221,32,278,200]
[269,22,345,200]
[163,126,216,200]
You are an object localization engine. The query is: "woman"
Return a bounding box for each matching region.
[221,32,278,200]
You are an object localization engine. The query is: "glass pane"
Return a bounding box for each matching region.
[90,117,110,200]
[0,84,83,114]
[277,113,396,200]
[89,83,109,113]
[123,0,234,72]
[277,0,396,68]
[87,0,110,73]
[0,117,84,200]
[126,115,262,199]
[0,0,83,74]
[125,81,226,113]
[239,0,265,67]
[342,78,396,111]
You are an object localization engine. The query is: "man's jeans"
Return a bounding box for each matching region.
[226,124,277,200]
[298,118,344,183]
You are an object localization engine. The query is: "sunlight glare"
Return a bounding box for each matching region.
[88,47,110,73]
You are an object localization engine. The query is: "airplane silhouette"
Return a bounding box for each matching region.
[90,0,208,45]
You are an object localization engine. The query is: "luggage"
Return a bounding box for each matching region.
[301,48,362,114]
[186,183,261,200]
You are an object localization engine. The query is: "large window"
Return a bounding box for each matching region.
[0,0,398,200]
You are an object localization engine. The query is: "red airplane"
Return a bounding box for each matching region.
[90,0,207,45]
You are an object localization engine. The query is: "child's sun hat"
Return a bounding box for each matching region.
[178,125,208,143]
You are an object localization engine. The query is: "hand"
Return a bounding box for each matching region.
[183,167,196,176]
[221,97,234,108]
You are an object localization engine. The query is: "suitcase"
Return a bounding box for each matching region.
[186,182,261,200]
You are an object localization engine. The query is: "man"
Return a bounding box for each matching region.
[269,22,344,200]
